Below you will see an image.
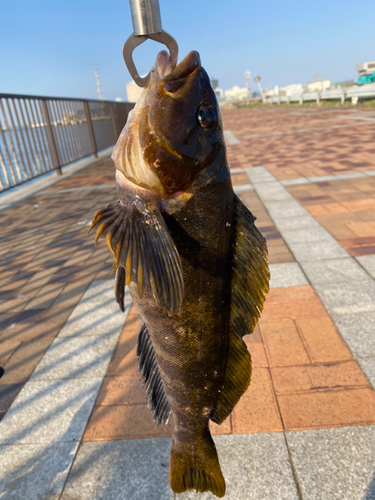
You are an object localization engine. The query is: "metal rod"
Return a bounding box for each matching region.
[67,100,82,157]
[33,100,51,172]
[109,102,118,141]
[41,99,61,174]
[0,147,7,190]
[5,98,29,181]
[129,0,162,35]
[72,101,90,155]
[58,99,75,161]
[0,99,22,183]
[20,99,41,176]
[83,100,98,157]
[49,99,65,165]
[12,98,33,178]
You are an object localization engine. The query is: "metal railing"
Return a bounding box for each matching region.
[266,84,375,105]
[0,93,134,192]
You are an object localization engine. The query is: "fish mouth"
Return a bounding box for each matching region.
[157,50,201,91]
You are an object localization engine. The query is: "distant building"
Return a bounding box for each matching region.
[224,85,249,101]
[126,81,143,103]
[356,61,375,77]
[279,84,303,96]
[306,76,331,92]
[264,88,276,97]
[209,78,224,101]
[210,78,219,90]
[331,80,355,89]
[356,62,375,85]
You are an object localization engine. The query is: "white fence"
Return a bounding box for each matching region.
[266,84,375,105]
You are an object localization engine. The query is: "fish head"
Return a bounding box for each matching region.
[112,50,225,197]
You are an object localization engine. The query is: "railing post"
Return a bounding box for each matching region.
[41,99,61,174]
[83,101,98,158]
[341,90,346,105]
[109,102,118,140]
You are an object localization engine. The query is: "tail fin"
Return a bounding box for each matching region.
[170,430,226,498]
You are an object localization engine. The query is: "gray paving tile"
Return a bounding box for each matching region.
[59,306,126,337]
[287,426,375,500]
[300,258,371,284]
[233,184,253,193]
[61,438,171,500]
[266,200,308,218]
[272,215,320,231]
[314,281,375,315]
[254,183,294,202]
[364,170,375,177]
[30,333,119,381]
[332,312,375,357]
[282,227,333,245]
[245,166,269,182]
[230,168,244,174]
[336,172,366,180]
[307,175,336,182]
[58,282,129,337]
[0,378,101,444]
[281,178,310,186]
[79,279,118,306]
[357,357,375,388]
[179,433,299,500]
[223,130,240,145]
[357,255,375,279]
[245,167,275,184]
[269,263,308,288]
[61,433,299,500]
[288,239,349,261]
[0,442,78,500]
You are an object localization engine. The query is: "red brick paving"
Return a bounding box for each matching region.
[2,105,375,438]
[85,284,374,439]
[287,177,375,256]
[223,107,375,180]
[0,158,117,418]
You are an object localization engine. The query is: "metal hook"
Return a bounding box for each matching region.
[123,31,179,87]
[123,0,179,87]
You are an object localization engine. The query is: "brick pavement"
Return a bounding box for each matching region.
[0,105,375,499]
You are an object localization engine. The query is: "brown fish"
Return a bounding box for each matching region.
[89,50,269,497]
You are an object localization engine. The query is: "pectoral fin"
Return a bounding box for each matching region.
[88,201,184,315]
[211,195,269,425]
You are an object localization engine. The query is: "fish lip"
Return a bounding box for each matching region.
[157,50,201,83]
[156,50,173,79]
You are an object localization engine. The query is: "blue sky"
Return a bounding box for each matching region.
[1,0,374,100]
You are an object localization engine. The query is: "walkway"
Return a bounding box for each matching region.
[0,105,374,499]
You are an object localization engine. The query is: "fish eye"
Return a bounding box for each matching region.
[197,105,217,130]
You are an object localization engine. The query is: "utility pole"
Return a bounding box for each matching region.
[94,67,104,100]
[245,70,252,99]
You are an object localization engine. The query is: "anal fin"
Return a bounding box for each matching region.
[136,322,171,426]
[211,195,269,424]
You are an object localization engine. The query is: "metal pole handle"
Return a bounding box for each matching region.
[129,0,162,35]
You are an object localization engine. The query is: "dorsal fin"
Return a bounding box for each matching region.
[88,201,184,315]
[211,195,270,425]
[136,322,171,426]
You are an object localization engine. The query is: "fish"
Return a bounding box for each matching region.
[89,49,269,498]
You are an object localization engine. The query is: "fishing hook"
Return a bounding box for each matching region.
[123,0,179,87]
